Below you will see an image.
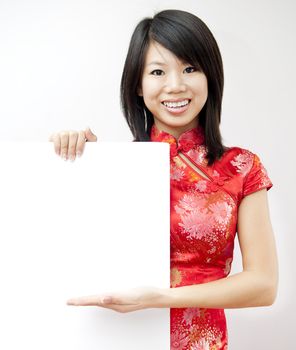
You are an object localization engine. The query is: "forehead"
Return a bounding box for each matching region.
[144,41,185,66]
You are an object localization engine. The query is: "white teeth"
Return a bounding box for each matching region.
[163,100,190,108]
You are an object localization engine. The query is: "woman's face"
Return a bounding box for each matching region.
[138,41,208,139]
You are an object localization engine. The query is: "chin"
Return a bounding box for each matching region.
[160,117,198,128]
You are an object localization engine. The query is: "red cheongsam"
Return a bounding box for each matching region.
[150,123,273,350]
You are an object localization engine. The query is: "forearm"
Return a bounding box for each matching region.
[157,271,276,309]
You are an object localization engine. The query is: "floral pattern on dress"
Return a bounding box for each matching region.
[179,208,215,240]
[183,308,201,326]
[171,330,190,350]
[242,153,273,196]
[230,151,253,176]
[191,338,210,350]
[171,165,186,181]
[150,124,273,350]
[187,146,208,165]
[195,180,207,192]
[174,193,234,245]
[209,202,232,225]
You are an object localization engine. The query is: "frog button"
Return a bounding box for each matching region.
[209,182,219,192]
[217,176,230,186]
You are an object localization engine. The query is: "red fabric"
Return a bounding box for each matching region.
[150,124,273,350]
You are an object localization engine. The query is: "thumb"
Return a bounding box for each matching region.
[84,127,97,142]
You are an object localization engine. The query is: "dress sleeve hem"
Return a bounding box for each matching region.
[242,183,273,198]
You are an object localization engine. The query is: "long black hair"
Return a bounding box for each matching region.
[120,9,227,165]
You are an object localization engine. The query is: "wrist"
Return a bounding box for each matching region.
[154,287,175,308]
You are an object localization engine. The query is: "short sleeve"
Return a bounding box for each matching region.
[242,153,273,197]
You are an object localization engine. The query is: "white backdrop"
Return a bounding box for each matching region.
[0,0,295,348]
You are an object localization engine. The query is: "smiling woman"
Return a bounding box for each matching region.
[137,41,208,137]
[49,8,278,350]
[120,9,225,166]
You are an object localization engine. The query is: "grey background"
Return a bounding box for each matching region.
[0,0,294,348]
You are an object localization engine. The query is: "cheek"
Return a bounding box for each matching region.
[201,76,208,96]
[142,78,161,99]
[193,79,208,99]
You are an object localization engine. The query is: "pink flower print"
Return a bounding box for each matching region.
[179,209,214,239]
[174,204,186,216]
[171,330,189,350]
[174,194,208,223]
[209,201,232,224]
[190,338,210,350]
[212,170,220,178]
[183,308,201,326]
[178,194,207,212]
[230,152,253,176]
[171,166,185,181]
[187,146,207,164]
[208,246,217,254]
[195,180,207,192]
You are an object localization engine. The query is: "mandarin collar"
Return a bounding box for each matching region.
[150,123,205,159]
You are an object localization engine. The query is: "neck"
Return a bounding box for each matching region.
[153,118,199,140]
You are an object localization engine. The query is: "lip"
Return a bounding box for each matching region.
[161,98,191,103]
[161,99,191,115]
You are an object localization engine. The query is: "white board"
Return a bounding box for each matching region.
[0,142,170,349]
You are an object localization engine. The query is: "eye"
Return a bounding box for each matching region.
[150,69,164,76]
[184,66,197,73]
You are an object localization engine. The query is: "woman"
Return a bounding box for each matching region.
[50,9,278,350]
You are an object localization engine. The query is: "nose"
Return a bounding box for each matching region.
[163,72,186,93]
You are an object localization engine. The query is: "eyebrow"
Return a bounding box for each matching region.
[147,61,167,66]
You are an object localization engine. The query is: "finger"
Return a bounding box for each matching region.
[84,127,97,142]
[50,133,61,156]
[67,295,119,306]
[67,131,79,161]
[66,295,134,307]
[76,130,87,157]
[101,294,138,306]
[67,295,102,306]
[60,131,69,160]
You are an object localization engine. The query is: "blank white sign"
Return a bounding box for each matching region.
[0,142,170,349]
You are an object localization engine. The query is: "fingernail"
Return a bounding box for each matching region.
[76,151,82,157]
[69,155,75,162]
[62,154,67,161]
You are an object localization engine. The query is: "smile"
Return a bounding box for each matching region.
[161,99,191,115]
[162,99,191,108]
